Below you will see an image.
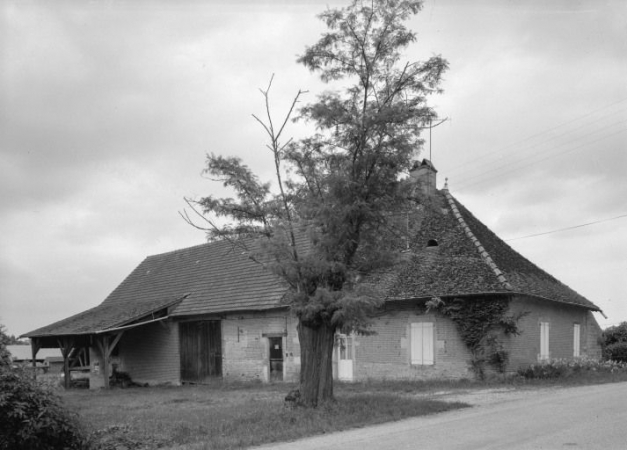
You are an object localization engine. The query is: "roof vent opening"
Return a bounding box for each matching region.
[426,239,439,248]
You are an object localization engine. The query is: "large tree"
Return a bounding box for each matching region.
[186,0,447,406]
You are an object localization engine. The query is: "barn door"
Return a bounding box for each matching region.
[179,320,222,383]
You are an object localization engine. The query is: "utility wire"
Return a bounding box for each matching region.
[449,112,626,180]
[504,213,627,242]
[455,126,627,190]
[446,97,627,176]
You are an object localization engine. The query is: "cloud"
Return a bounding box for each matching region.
[1,0,625,335]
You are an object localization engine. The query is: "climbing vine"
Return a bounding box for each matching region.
[425,296,527,378]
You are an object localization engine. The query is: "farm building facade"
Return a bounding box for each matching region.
[23,160,603,388]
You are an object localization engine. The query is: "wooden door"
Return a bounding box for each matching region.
[179,320,222,383]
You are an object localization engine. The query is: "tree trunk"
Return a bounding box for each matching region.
[297,319,336,407]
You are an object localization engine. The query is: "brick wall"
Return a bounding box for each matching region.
[353,303,472,380]
[506,295,603,370]
[221,310,300,383]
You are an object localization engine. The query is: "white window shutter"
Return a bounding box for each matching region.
[422,322,434,365]
[410,323,422,364]
[540,322,550,360]
[411,322,434,365]
[573,324,581,357]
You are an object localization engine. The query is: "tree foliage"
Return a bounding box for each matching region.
[186,0,447,406]
[602,322,627,362]
[0,324,12,366]
[0,325,88,450]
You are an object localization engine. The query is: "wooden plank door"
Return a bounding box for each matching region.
[180,320,222,383]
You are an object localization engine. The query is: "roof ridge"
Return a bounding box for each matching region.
[442,188,514,291]
[145,241,215,259]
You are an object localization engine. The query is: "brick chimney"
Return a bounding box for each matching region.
[409,159,437,196]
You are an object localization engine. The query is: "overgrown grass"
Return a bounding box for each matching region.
[59,360,627,450]
[60,382,467,450]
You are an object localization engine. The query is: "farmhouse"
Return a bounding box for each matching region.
[23,160,603,388]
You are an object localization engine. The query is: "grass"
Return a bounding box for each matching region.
[58,362,627,450]
[59,381,468,450]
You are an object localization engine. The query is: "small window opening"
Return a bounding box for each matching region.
[427,239,439,247]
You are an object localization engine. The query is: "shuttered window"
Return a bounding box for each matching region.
[540,321,550,361]
[573,323,581,357]
[410,322,434,365]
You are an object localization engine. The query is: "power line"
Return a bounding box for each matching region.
[455,126,627,190]
[450,115,626,182]
[446,97,627,176]
[504,213,627,242]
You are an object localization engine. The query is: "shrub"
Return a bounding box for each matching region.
[0,365,89,450]
[518,360,569,379]
[602,322,627,346]
[517,357,627,380]
[603,342,627,363]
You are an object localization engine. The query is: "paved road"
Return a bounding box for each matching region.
[255,382,627,449]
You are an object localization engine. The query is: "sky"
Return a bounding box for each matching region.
[1,0,625,337]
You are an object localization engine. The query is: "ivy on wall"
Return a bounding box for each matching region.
[424,296,527,378]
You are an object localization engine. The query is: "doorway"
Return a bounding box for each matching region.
[179,320,222,383]
[337,334,353,381]
[268,336,283,381]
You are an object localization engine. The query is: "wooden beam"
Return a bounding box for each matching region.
[95,332,123,389]
[95,336,109,389]
[30,339,41,380]
[107,331,124,358]
[57,338,75,389]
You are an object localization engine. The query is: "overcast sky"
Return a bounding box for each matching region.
[1,0,625,337]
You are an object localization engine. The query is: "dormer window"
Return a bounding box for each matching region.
[427,239,439,247]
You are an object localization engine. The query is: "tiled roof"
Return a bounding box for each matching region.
[23,240,288,337]
[24,187,600,338]
[387,189,600,311]
[23,296,185,338]
[448,191,599,310]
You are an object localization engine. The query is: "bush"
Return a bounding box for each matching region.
[517,357,627,380]
[602,322,627,346]
[0,365,89,450]
[518,360,569,379]
[603,342,627,363]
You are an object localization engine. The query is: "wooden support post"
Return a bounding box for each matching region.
[95,332,124,389]
[57,338,75,389]
[30,339,41,380]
